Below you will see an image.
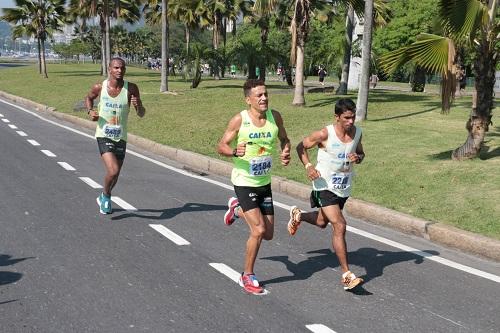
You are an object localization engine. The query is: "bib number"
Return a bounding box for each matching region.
[103,124,122,138]
[329,172,351,190]
[249,156,272,176]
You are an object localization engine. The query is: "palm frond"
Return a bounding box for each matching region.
[380,33,451,76]
[439,0,488,42]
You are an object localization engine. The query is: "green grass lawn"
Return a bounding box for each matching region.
[1,63,499,239]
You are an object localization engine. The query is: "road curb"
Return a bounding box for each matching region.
[1,90,499,262]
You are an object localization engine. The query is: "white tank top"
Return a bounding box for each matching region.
[312,124,362,197]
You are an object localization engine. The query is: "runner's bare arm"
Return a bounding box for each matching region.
[85,83,101,121]
[272,110,291,166]
[129,83,145,117]
[296,128,328,180]
[217,114,244,157]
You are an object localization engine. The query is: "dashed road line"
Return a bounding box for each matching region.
[111,196,137,211]
[41,150,56,157]
[79,177,103,189]
[16,131,27,136]
[57,161,76,171]
[27,139,40,146]
[149,224,190,245]
[306,324,337,333]
[8,124,17,129]
[209,263,240,283]
[1,118,10,123]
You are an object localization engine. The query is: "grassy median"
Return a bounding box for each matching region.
[1,62,499,239]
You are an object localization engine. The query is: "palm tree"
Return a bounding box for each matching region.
[68,0,141,75]
[380,0,498,160]
[354,0,374,121]
[2,0,66,78]
[249,0,277,81]
[336,3,354,95]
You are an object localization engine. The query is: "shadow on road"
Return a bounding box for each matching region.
[111,202,227,221]
[260,247,439,295]
[0,254,34,288]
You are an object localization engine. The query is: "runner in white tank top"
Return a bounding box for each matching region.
[289,98,366,291]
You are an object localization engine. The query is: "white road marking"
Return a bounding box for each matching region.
[79,177,103,189]
[16,131,27,136]
[1,118,10,123]
[57,162,75,171]
[8,124,18,129]
[111,196,137,211]
[149,224,190,245]
[2,98,499,284]
[0,113,3,117]
[306,324,338,333]
[27,139,40,146]
[41,149,56,157]
[209,263,241,283]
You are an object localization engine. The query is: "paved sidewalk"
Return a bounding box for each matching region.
[1,90,498,262]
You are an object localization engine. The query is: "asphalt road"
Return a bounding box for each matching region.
[0,99,499,333]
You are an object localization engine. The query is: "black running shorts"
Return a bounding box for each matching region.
[234,184,274,215]
[310,190,348,210]
[97,137,127,160]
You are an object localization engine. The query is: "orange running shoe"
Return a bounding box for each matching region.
[287,206,302,236]
[342,271,363,290]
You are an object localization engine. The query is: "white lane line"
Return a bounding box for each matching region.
[306,324,338,333]
[57,162,76,171]
[149,224,190,245]
[16,131,27,136]
[1,118,10,123]
[111,196,137,211]
[2,98,499,284]
[41,149,56,157]
[349,226,500,283]
[0,113,3,117]
[27,139,40,146]
[79,177,103,189]
[209,263,241,283]
[8,124,18,129]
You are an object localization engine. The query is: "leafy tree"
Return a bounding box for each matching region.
[380,0,499,160]
[2,0,67,78]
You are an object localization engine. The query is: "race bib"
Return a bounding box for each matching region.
[329,172,352,190]
[103,124,122,138]
[249,156,272,176]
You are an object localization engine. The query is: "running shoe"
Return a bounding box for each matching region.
[224,197,239,226]
[96,193,112,214]
[238,273,264,294]
[287,206,302,236]
[342,271,363,290]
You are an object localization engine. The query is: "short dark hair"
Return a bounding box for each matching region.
[243,79,266,97]
[334,98,356,116]
[109,57,126,67]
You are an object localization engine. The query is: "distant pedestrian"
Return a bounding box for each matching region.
[370,73,379,89]
[231,64,237,78]
[318,67,327,86]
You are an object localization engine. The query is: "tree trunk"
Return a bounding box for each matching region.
[37,38,42,74]
[160,0,169,92]
[452,40,495,160]
[337,4,354,95]
[100,15,106,76]
[355,0,374,121]
[260,26,268,82]
[292,43,305,106]
[40,38,48,78]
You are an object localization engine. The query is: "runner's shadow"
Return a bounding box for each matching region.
[111,202,227,221]
[260,247,438,292]
[0,254,34,287]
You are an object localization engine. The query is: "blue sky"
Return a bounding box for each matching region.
[0,0,14,9]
